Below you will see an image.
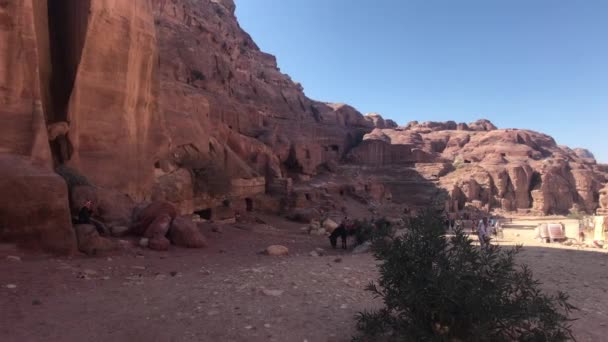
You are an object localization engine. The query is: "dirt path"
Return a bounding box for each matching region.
[497,233,608,342]
[1,218,607,341]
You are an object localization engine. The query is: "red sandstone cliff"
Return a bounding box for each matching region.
[0,0,606,253]
[350,120,608,215]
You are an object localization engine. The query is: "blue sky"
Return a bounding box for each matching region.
[235,0,608,162]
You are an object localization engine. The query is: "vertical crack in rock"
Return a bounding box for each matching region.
[45,0,91,164]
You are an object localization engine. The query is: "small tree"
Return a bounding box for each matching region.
[354,210,576,342]
[354,218,394,246]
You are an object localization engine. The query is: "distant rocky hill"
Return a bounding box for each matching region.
[0,0,606,253]
[350,120,607,215]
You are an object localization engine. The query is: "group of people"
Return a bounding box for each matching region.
[445,215,502,248]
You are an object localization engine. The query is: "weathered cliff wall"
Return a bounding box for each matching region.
[0,0,605,252]
[0,0,74,253]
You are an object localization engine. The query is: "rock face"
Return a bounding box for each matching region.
[0,0,53,166]
[0,1,75,253]
[64,0,166,201]
[0,0,605,252]
[0,156,76,254]
[350,120,607,215]
[149,0,374,214]
[598,185,608,215]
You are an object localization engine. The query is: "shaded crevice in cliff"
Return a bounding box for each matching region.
[44,0,90,164]
[528,171,543,208]
[47,0,89,122]
[283,145,303,174]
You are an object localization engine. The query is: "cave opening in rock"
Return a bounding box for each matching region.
[343,132,364,155]
[195,209,213,220]
[530,172,542,190]
[284,145,303,174]
[245,198,253,212]
[528,171,543,208]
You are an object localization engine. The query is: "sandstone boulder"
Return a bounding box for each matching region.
[149,236,170,251]
[71,185,135,227]
[169,217,207,248]
[131,202,177,236]
[0,156,75,254]
[74,224,117,256]
[265,245,289,256]
[143,214,172,239]
[468,119,497,131]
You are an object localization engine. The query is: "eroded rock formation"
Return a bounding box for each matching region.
[351,120,607,215]
[0,0,605,252]
[0,0,74,254]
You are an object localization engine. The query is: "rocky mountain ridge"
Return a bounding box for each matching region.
[0,0,606,253]
[350,120,607,215]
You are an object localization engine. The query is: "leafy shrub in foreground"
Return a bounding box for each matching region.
[354,211,576,342]
[354,218,394,245]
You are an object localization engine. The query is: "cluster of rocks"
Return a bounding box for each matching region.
[304,218,339,236]
[132,202,207,252]
[72,198,207,255]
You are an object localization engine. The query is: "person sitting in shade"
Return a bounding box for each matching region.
[77,200,107,236]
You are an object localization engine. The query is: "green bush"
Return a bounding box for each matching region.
[354,218,394,245]
[354,210,576,342]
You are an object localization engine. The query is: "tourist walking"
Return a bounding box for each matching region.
[477,217,490,248]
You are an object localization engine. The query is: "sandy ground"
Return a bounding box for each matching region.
[1,216,607,342]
